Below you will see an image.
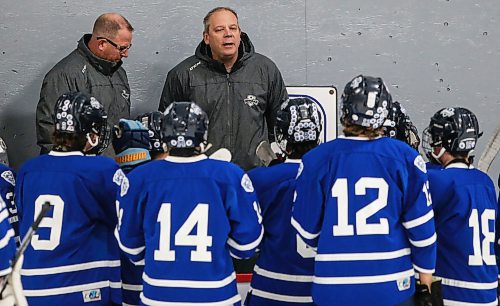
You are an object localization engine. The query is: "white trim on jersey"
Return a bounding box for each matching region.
[284,159,302,164]
[164,155,207,163]
[23,280,117,297]
[442,299,498,306]
[409,233,436,247]
[48,151,84,156]
[140,292,241,306]
[114,228,145,255]
[0,267,12,277]
[123,283,143,291]
[0,208,9,223]
[440,277,498,290]
[413,264,435,274]
[249,287,313,303]
[20,260,120,276]
[403,210,434,229]
[227,227,264,251]
[315,248,411,261]
[314,268,414,285]
[229,251,241,259]
[445,163,471,170]
[291,217,319,240]
[143,272,236,289]
[0,228,14,248]
[253,265,313,282]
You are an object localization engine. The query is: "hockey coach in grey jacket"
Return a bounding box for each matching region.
[159,7,288,171]
[36,13,133,155]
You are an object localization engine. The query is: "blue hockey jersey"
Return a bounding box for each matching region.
[428,163,499,305]
[247,159,314,305]
[15,151,122,306]
[0,164,18,247]
[292,136,437,306]
[116,155,263,305]
[0,192,15,277]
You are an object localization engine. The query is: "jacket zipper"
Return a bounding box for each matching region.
[226,73,231,150]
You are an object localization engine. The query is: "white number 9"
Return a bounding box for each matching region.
[31,195,64,250]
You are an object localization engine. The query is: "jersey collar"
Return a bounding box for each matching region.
[164,154,208,163]
[285,158,302,164]
[48,151,84,157]
[339,135,383,141]
[445,162,474,169]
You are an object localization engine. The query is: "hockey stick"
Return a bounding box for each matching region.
[0,201,51,295]
[478,124,500,172]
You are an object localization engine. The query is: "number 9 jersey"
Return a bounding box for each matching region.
[292,136,437,306]
[115,155,263,305]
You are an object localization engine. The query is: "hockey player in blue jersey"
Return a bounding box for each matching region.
[115,101,263,305]
[426,107,498,305]
[15,92,122,306]
[0,164,18,246]
[245,97,322,306]
[292,75,437,306]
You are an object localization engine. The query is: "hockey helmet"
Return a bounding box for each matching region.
[383,101,420,149]
[162,102,208,149]
[137,111,165,153]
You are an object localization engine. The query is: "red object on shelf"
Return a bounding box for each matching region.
[236,273,253,283]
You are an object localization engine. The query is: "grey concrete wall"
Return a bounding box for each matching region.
[1,0,498,183]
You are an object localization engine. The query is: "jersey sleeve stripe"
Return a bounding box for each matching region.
[23,280,116,297]
[250,287,314,303]
[227,228,263,251]
[253,265,313,282]
[315,248,411,261]
[409,233,436,247]
[140,292,241,306]
[313,268,414,285]
[413,264,435,274]
[0,228,14,248]
[20,260,120,276]
[143,272,236,289]
[442,299,498,306]
[0,267,12,277]
[229,251,241,259]
[0,208,8,223]
[440,277,498,290]
[122,284,143,291]
[402,210,434,229]
[110,281,122,289]
[291,217,320,240]
[114,228,145,255]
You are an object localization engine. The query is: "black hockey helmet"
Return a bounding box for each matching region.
[136,111,165,153]
[341,75,392,129]
[275,97,322,152]
[54,92,110,154]
[384,101,420,149]
[161,102,208,149]
[428,107,481,156]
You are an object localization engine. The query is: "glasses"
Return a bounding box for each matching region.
[97,36,132,53]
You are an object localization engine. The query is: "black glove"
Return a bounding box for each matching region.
[414,283,433,306]
[112,119,151,154]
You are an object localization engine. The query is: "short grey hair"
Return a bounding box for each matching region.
[203,7,238,33]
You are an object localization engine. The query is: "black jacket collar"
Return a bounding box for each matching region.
[77,34,122,76]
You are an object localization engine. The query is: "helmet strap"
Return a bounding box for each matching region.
[431,147,446,160]
[86,133,99,149]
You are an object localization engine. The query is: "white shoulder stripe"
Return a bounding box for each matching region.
[114,228,145,255]
[403,210,434,229]
[442,299,497,306]
[409,233,436,247]
[23,280,114,297]
[0,228,14,248]
[21,260,120,276]
[250,287,313,303]
[314,268,414,285]
[253,265,313,282]
[227,227,263,251]
[440,277,498,290]
[291,217,319,240]
[143,272,236,289]
[140,292,241,306]
[316,248,411,261]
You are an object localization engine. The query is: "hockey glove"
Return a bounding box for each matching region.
[414,282,432,306]
[112,119,151,169]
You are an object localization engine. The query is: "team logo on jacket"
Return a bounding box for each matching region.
[1,171,15,186]
[241,174,254,192]
[244,95,260,107]
[121,89,130,100]
[397,276,411,291]
[82,288,101,302]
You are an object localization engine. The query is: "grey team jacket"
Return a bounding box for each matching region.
[159,32,288,171]
[36,34,131,154]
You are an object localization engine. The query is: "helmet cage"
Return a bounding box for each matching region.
[162,102,208,149]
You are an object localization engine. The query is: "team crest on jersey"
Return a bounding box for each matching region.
[414,155,427,174]
[82,288,101,302]
[241,174,254,192]
[397,276,411,291]
[113,169,129,196]
[1,170,15,186]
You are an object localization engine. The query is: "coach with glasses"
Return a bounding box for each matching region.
[36,13,133,155]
